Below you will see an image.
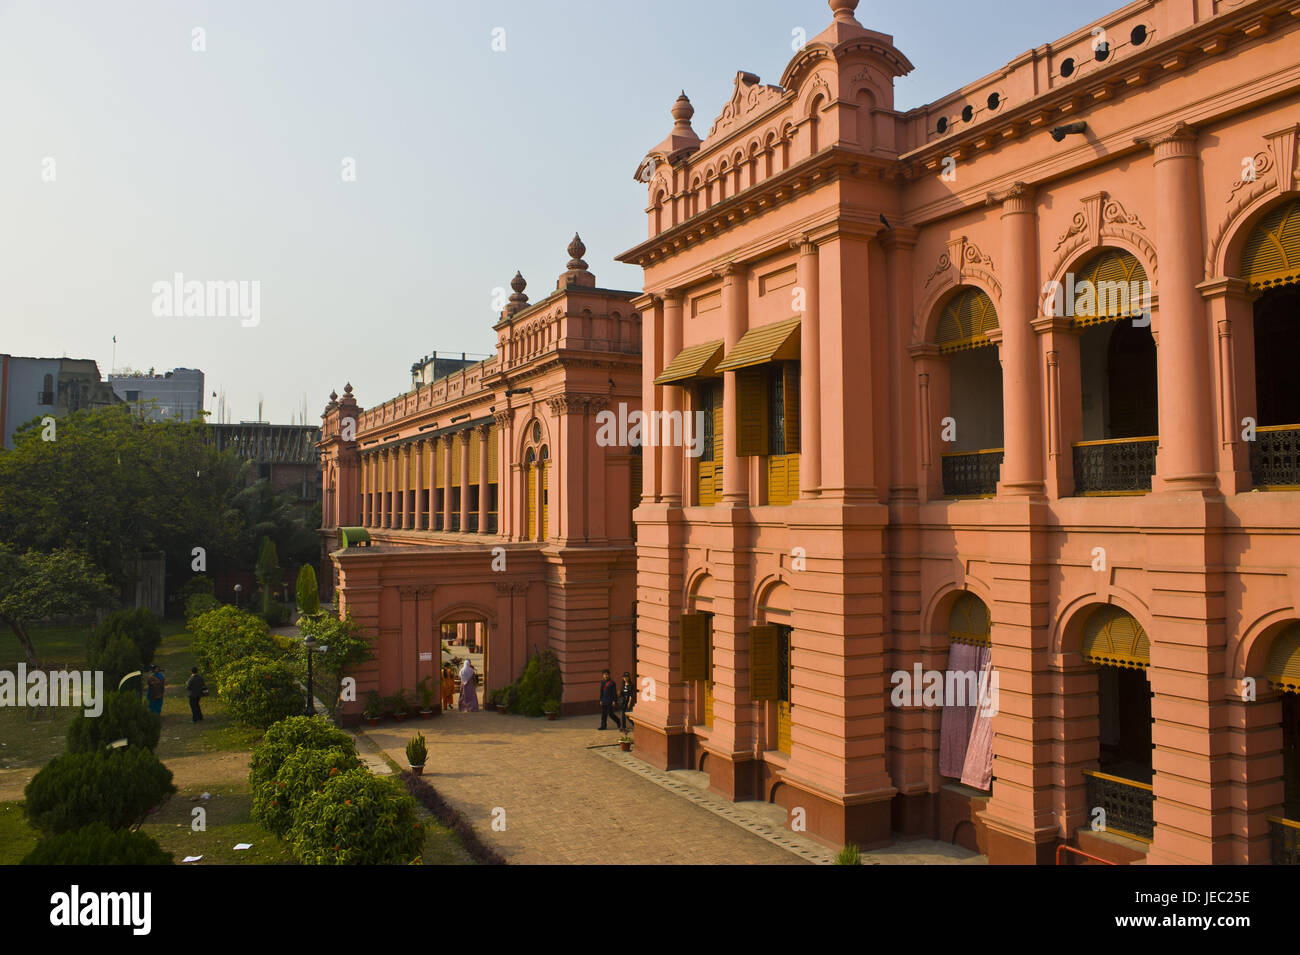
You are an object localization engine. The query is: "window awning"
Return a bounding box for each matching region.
[1266,623,1300,693]
[339,526,371,548]
[654,339,724,384]
[715,317,801,372]
[1081,606,1149,670]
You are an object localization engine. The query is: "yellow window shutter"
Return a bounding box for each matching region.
[681,613,709,681]
[767,454,789,506]
[713,397,724,461]
[750,625,779,700]
[436,440,445,488]
[736,367,769,456]
[488,425,499,482]
[469,430,481,475]
[451,434,461,474]
[787,453,799,500]
[697,462,716,505]
[630,453,642,504]
[783,363,800,454]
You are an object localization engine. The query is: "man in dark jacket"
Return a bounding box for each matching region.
[617,671,635,732]
[185,667,207,723]
[598,670,619,730]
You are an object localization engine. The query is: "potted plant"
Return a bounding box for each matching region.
[617,734,633,752]
[406,731,428,775]
[543,697,559,721]
[363,691,383,726]
[390,689,410,721]
[492,687,510,714]
[417,677,436,718]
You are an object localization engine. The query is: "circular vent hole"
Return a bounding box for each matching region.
[987,92,1001,110]
[937,117,948,134]
[961,105,974,123]
[1094,42,1110,62]
[1131,24,1148,46]
[1060,57,1075,78]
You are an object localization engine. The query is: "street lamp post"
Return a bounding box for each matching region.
[234,583,242,608]
[303,633,317,716]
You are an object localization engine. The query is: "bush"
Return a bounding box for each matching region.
[24,748,175,835]
[249,715,358,790]
[252,745,360,837]
[179,574,215,602]
[296,564,320,616]
[88,607,162,670]
[21,823,173,865]
[505,649,563,717]
[189,605,281,674]
[184,592,220,623]
[66,690,160,753]
[262,602,290,627]
[298,613,374,713]
[87,634,144,691]
[288,769,424,865]
[216,656,303,728]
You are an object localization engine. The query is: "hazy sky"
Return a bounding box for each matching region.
[0,0,1122,424]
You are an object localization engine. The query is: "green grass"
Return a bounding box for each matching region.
[0,802,39,864]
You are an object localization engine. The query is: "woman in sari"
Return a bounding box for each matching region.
[440,663,455,711]
[458,658,479,712]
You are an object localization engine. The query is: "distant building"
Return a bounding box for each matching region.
[207,421,322,502]
[410,352,479,389]
[0,355,122,449]
[109,367,204,421]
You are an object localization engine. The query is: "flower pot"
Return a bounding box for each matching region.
[497,704,509,714]
[410,765,424,776]
[545,712,556,721]
[619,740,632,752]
[394,712,409,722]
[366,716,381,726]
[418,709,434,719]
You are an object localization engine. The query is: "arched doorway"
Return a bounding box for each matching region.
[934,287,1004,497]
[1079,605,1153,841]
[1072,249,1158,494]
[442,614,490,712]
[1242,199,1300,488]
[1263,622,1300,863]
[938,592,994,792]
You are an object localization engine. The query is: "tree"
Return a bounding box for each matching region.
[297,612,373,713]
[295,564,320,616]
[255,536,281,616]
[87,607,162,669]
[0,546,114,667]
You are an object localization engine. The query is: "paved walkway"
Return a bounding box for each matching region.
[357,711,984,866]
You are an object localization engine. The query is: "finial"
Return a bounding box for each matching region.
[329,389,338,401]
[567,233,588,270]
[343,383,353,395]
[829,0,859,22]
[671,91,694,128]
[506,272,530,315]
[511,271,526,294]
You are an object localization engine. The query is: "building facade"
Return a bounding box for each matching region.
[108,367,204,421]
[208,421,322,502]
[317,237,643,716]
[621,0,1300,863]
[0,355,122,449]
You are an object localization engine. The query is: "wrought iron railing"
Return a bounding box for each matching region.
[1085,770,1154,841]
[1251,425,1300,489]
[1270,816,1300,865]
[1073,437,1157,494]
[941,448,1003,497]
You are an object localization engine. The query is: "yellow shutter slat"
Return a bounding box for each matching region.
[488,425,499,482]
[469,430,481,475]
[936,287,999,352]
[749,624,779,700]
[736,367,768,456]
[1242,199,1300,290]
[1265,623,1300,693]
[1081,605,1149,669]
[681,613,709,682]
[783,362,800,454]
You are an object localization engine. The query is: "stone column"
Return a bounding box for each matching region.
[880,228,918,502]
[718,265,749,505]
[794,238,822,497]
[989,182,1044,497]
[414,439,426,529]
[1140,123,1215,492]
[1198,277,1256,494]
[379,449,391,528]
[443,435,455,532]
[1032,316,1083,499]
[661,292,684,505]
[478,424,491,534]
[360,452,370,526]
[496,411,513,538]
[458,430,470,533]
[398,444,409,529]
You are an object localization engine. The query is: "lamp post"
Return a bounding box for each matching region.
[234,583,242,608]
[303,633,317,715]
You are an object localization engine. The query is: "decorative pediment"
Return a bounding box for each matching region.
[1053,192,1146,252]
[923,235,996,289]
[707,71,786,140]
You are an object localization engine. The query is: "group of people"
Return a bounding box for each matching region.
[442,658,479,712]
[598,670,635,732]
[143,664,209,722]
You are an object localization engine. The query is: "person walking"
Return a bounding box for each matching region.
[185,666,207,722]
[617,671,635,732]
[458,658,479,712]
[598,669,619,730]
[440,663,455,711]
[146,665,165,716]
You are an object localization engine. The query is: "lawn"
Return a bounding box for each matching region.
[1,616,476,865]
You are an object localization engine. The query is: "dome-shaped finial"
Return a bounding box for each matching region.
[829,0,859,22]
[329,389,338,401]
[671,91,694,127]
[343,383,353,395]
[506,271,530,315]
[511,271,527,295]
[567,233,588,270]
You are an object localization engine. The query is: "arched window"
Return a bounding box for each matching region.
[935,288,1004,497]
[523,447,537,541]
[1243,200,1300,488]
[939,593,994,789]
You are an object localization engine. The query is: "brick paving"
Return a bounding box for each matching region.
[357,711,984,866]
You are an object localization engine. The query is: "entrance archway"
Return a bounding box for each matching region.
[441,614,490,712]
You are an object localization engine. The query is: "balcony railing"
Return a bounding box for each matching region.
[1084,770,1154,842]
[1073,436,1157,494]
[1250,425,1300,489]
[487,514,498,534]
[467,514,478,533]
[941,448,1003,497]
[1271,816,1300,865]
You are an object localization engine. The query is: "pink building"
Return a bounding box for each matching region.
[620,0,1300,863]
[317,236,643,716]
